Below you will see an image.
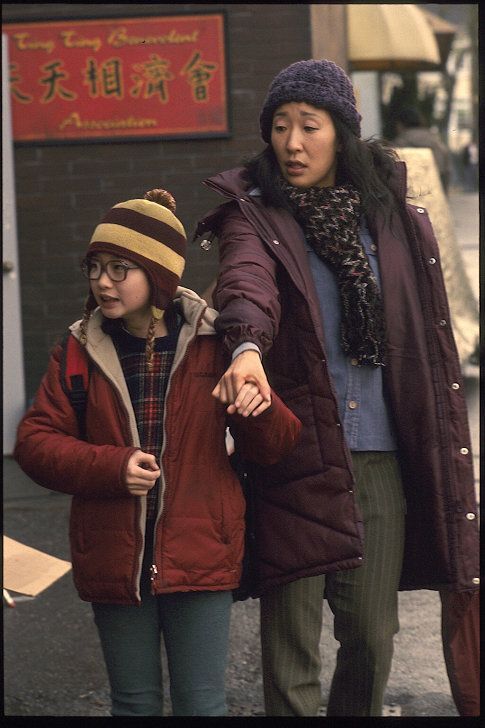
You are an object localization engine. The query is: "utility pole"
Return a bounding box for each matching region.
[468,4,478,144]
[309,4,348,70]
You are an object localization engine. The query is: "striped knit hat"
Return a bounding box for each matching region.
[87,189,186,319]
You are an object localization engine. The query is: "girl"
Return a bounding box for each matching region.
[195,60,479,716]
[14,188,301,717]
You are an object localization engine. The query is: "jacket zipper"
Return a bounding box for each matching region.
[111,384,146,602]
[149,310,204,592]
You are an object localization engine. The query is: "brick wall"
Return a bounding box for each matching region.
[3,3,311,399]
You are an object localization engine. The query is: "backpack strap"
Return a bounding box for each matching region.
[60,331,90,441]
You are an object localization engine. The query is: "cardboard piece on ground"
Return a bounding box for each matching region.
[3,535,71,597]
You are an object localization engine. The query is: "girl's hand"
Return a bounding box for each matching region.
[212,350,271,417]
[233,381,270,417]
[125,451,160,496]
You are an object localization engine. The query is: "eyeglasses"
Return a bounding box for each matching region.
[81,258,140,282]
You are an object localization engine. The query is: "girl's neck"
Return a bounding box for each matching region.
[122,313,168,339]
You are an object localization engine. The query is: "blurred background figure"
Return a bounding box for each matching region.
[460,141,478,192]
[392,106,451,194]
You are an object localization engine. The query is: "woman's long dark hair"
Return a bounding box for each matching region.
[243,109,401,222]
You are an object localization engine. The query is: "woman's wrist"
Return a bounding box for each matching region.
[232,343,262,360]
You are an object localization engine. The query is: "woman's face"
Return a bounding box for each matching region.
[271,102,339,188]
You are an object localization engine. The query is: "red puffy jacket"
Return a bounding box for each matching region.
[14,288,302,605]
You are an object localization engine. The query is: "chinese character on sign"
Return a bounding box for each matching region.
[130,54,174,103]
[9,63,33,103]
[181,52,217,101]
[40,60,77,103]
[84,57,124,98]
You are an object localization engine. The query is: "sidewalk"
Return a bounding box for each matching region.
[3,192,479,718]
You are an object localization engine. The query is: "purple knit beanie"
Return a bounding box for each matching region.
[260,59,362,142]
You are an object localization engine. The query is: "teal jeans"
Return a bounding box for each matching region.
[260,451,406,716]
[92,543,232,716]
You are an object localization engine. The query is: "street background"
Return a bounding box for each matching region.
[3,190,479,718]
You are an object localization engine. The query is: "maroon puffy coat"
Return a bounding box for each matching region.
[195,164,479,597]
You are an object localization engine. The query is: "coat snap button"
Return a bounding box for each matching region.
[348,400,359,410]
[439,319,447,327]
[417,207,425,213]
[272,239,280,245]
[466,512,476,520]
[451,382,460,390]
[460,447,469,455]
[428,257,436,265]
[472,577,480,584]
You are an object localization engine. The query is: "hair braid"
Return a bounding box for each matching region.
[79,304,93,346]
[145,313,157,371]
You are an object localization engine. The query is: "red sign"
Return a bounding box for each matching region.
[3,14,229,142]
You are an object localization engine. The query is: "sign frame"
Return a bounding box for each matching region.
[2,10,232,146]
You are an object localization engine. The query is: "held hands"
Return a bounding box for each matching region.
[125,450,160,496]
[212,350,272,417]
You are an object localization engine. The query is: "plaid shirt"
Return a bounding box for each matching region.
[111,321,180,522]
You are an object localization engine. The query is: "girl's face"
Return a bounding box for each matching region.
[89,252,152,328]
[271,102,339,188]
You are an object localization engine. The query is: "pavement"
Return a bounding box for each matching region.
[3,190,479,719]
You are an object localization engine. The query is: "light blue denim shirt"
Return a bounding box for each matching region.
[305,217,397,451]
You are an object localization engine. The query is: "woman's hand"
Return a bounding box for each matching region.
[125,450,160,496]
[212,350,272,416]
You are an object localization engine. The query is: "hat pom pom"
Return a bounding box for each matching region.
[144,188,177,214]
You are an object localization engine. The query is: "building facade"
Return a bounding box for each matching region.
[3,3,319,418]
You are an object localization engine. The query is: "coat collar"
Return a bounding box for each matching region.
[201,160,409,206]
[68,287,218,446]
[70,287,217,345]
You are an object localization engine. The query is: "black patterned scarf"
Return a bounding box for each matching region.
[279,179,386,366]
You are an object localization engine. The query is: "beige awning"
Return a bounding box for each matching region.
[420,7,458,66]
[348,4,441,71]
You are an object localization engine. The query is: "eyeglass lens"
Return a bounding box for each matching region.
[83,259,137,282]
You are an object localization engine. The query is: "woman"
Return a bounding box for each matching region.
[14,189,301,716]
[195,60,479,716]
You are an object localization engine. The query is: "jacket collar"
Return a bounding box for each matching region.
[68,288,217,446]
[174,286,217,336]
[203,166,249,200]
[70,287,216,346]
[202,160,408,206]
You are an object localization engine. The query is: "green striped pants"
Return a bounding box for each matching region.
[260,451,406,716]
